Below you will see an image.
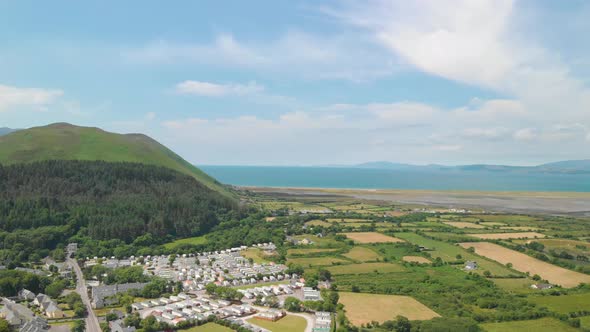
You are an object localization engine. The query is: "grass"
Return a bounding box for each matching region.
[292,235,344,248]
[339,292,440,325]
[287,256,350,267]
[527,293,590,315]
[163,236,207,249]
[581,316,590,330]
[469,232,546,240]
[340,232,404,243]
[402,256,431,264]
[93,306,125,316]
[491,278,535,294]
[287,248,340,256]
[443,221,485,229]
[327,262,405,275]
[305,219,332,227]
[234,281,288,289]
[0,123,229,195]
[181,322,234,332]
[241,248,272,264]
[247,314,307,332]
[480,317,579,332]
[343,247,382,261]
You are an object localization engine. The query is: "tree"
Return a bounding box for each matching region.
[71,320,85,332]
[318,269,332,281]
[394,316,411,332]
[0,318,11,332]
[532,274,541,281]
[284,297,302,312]
[483,270,491,277]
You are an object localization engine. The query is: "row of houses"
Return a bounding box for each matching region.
[32,294,63,319]
[0,298,49,332]
[131,293,256,327]
[91,282,149,308]
[238,284,294,299]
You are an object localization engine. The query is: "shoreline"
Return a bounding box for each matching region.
[242,186,590,216]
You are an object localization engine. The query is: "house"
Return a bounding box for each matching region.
[255,309,285,322]
[45,302,64,319]
[0,298,48,331]
[303,287,321,301]
[531,283,553,290]
[91,282,148,308]
[110,319,137,332]
[464,261,478,270]
[18,289,36,301]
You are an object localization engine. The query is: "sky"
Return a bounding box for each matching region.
[1,0,590,166]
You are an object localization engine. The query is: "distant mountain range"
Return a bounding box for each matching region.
[354,160,590,174]
[0,127,18,136]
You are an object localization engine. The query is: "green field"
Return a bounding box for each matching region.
[327,262,405,275]
[395,232,519,277]
[241,248,273,264]
[343,247,382,262]
[528,293,590,315]
[491,278,535,294]
[287,256,351,267]
[181,323,234,332]
[480,317,578,332]
[247,314,307,332]
[163,236,208,249]
[287,248,341,256]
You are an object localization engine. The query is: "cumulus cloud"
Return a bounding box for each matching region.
[0,84,63,111]
[513,128,537,141]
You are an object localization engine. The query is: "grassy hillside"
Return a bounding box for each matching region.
[0,123,230,195]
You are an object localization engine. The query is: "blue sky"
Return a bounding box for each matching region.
[1,0,590,166]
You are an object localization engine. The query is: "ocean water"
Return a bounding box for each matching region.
[200,166,590,192]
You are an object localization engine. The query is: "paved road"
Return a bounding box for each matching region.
[68,258,101,332]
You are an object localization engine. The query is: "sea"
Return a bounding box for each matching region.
[200,166,590,192]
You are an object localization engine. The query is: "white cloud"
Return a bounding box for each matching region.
[513,128,537,141]
[175,80,264,97]
[124,31,397,81]
[145,112,156,120]
[0,84,63,111]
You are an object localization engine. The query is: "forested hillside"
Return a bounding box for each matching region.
[0,123,230,195]
[0,160,238,264]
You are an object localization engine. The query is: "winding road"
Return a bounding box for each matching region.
[67,257,101,332]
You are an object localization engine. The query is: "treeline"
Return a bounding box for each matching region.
[0,160,238,264]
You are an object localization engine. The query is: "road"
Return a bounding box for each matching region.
[67,257,101,332]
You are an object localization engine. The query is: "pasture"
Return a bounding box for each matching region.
[443,221,485,229]
[469,232,546,240]
[339,292,440,325]
[241,248,272,264]
[247,314,307,332]
[343,247,381,261]
[402,256,431,264]
[491,278,535,294]
[163,235,207,249]
[287,256,350,267]
[480,317,579,332]
[527,293,590,315]
[340,232,404,243]
[327,262,405,275]
[181,323,234,332]
[459,242,590,287]
[287,248,340,256]
[305,219,332,227]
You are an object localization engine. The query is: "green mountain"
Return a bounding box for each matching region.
[0,123,230,195]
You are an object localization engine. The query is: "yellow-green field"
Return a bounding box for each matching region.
[163,235,207,249]
[287,248,340,256]
[287,256,350,267]
[469,232,546,240]
[402,256,431,264]
[340,232,404,243]
[247,314,307,332]
[241,248,273,264]
[443,221,485,229]
[343,247,381,261]
[491,278,535,294]
[305,219,332,227]
[339,292,440,325]
[327,262,405,275]
[480,317,579,332]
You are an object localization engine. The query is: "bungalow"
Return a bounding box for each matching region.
[45,302,64,319]
[464,261,478,270]
[18,289,36,301]
[109,319,136,332]
[531,283,553,290]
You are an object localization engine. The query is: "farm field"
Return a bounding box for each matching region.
[340,232,404,243]
[442,221,485,229]
[293,235,344,247]
[287,256,350,267]
[479,222,506,226]
[581,316,590,330]
[247,314,307,332]
[491,278,535,294]
[328,218,371,223]
[181,323,234,332]
[396,232,518,277]
[469,232,546,240]
[402,256,431,264]
[305,219,332,227]
[479,317,579,332]
[522,238,590,253]
[459,242,590,287]
[287,248,340,256]
[343,247,381,261]
[327,262,405,275]
[339,292,440,325]
[527,293,590,315]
